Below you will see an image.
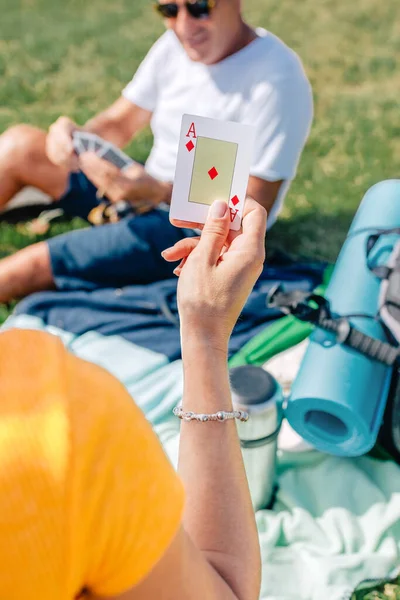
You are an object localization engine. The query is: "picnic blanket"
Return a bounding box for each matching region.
[3,260,400,600]
[13,260,325,361]
[3,313,400,600]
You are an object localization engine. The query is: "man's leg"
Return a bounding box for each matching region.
[47,209,195,290]
[0,124,69,208]
[0,242,54,304]
[0,209,195,304]
[0,126,105,304]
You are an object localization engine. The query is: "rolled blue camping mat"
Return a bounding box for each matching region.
[286,180,400,456]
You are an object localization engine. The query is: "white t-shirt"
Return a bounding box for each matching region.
[123,28,313,226]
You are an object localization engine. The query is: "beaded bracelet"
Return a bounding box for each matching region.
[173,406,249,423]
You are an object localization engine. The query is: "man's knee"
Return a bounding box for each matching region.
[0,124,46,173]
[0,241,55,304]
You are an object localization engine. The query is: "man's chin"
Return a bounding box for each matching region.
[184,44,212,64]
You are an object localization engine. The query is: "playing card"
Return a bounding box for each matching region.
[84,132,102,153]
[72,132,135,171]
[75,132,110,156]
[170,114,255,231]
[73,131,91,153]
[72,134,86,155]
[97,143,134,171]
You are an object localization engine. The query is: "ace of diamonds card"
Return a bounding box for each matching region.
[170,114,256,231]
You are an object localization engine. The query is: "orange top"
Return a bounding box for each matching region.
[0,329,184,599]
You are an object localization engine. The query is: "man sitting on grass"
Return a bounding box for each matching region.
[0,0,313,303]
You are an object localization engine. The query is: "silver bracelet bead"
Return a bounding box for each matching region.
[173,406,249,423]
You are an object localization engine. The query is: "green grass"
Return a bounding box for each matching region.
[1,0,399,262]
[352,577,400,600]
[0,2,400,598]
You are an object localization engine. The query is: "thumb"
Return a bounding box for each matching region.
[198,200,230,265]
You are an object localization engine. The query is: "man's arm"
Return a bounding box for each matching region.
[161,175,280,214]
[46,98,152,171]
[77,159,281,215]
[84,97,152,148]
[247,176,283,216]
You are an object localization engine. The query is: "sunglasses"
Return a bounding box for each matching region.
[154,1,216,20]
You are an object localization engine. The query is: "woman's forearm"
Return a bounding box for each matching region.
[178,336,261,600]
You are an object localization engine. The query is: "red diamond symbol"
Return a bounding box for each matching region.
[208,167,218,180]
[231,195,239,206]
[186,140,195,152]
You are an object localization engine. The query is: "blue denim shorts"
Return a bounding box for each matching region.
[47,172,195,290]
[56,171,103,220]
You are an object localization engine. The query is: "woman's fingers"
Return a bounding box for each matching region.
[167,200,266,272]
[170,199,266,250]
[170,218,204,231]
[173,256,187,277]
[162,237,200,262]
[195,201,230,265]
[240,199,268,253]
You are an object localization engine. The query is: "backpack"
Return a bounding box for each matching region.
[269,229,400,463]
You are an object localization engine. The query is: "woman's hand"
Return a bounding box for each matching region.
[79,153,171,211]
[162,199,267,350]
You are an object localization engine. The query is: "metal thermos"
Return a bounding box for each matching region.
[230,365,283,511]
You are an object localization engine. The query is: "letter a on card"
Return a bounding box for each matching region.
[230,208,239,223]
[186,122,197,139]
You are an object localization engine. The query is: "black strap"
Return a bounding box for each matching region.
[267,227,400,366]
[268,285,400,367]
[346,326,399,366]
[317,314,400,366]
[268,284,328,324]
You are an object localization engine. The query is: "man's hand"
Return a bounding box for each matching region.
[46,116,81,171]
[79,153,171,210]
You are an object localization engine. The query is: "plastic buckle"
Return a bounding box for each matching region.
[335,318,351,343]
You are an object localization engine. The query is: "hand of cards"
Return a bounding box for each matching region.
[72,131,141,225]
[72,131,136,171]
